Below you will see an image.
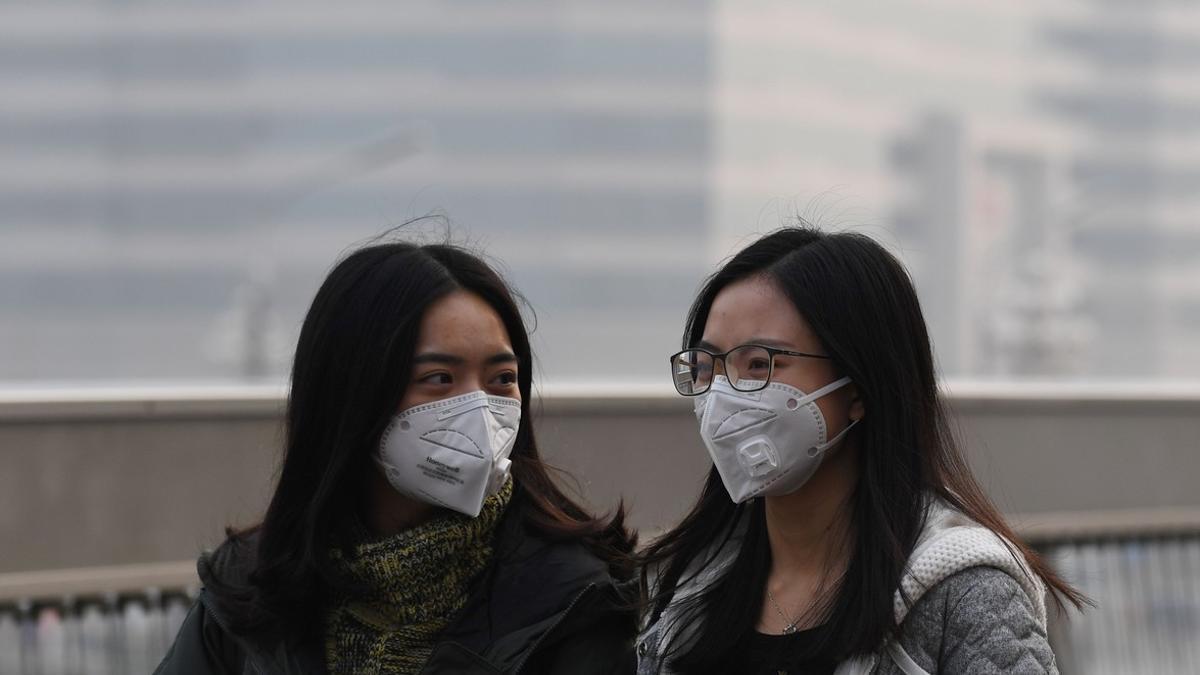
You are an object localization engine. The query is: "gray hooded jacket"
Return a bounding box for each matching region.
[636,499,1058,675]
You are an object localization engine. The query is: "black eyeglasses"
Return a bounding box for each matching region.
[669,344,830,396]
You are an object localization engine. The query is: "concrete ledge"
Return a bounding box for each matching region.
[4,381,1199,575]
[0,561,199,603]
[1,380,1198,421]
[1014,507,1200,544]
[0,384,288,422]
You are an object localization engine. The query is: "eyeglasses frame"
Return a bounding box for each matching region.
[668,344,832,396]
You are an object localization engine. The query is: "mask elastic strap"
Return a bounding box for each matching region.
[795,376,853,407]
[816,418,859,452]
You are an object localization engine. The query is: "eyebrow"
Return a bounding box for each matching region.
[412,352,464,366]
[746,337,800,350]
[694,337,799,352]
[485,351,519,365]
[412,351,518,366]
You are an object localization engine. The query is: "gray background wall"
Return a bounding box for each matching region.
[2,386,1198,575]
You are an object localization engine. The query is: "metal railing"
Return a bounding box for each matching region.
[3,516,1199,674]
[1032,520,1200,675]
[0,593,193,675]
[0,563,197,675]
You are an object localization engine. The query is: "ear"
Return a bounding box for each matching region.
[847,384,865,422]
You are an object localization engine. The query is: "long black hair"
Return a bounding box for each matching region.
[208,235,635,641]
[638,226,1084,672]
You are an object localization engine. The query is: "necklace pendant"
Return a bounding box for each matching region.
[783,623,798,635]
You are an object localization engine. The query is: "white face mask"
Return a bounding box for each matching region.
[694,375,857,503]
[376,390,521,517]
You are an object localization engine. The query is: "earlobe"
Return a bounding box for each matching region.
[849,389,865,423]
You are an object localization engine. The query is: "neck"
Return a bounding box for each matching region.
[366,467,439,536]
[763,442,858,580]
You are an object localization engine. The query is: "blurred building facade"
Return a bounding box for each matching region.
[2,1,1199,386]
[0,2,713,385]
[1036,2,1200,377]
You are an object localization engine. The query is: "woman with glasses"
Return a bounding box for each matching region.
[637,227,1083,674]
[156,238,637,674]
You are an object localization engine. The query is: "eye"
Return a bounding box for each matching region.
[747,358,770,372]
[418,371,452,385]
[491,370,518,386]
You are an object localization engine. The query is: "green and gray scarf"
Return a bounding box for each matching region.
[324,479,513,674]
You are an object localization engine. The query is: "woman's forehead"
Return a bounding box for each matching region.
[416,290,513,355]
[702,277,820,351]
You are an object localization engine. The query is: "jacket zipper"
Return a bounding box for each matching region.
[512,583,598,675]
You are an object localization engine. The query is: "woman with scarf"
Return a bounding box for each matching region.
[157,239,637,674]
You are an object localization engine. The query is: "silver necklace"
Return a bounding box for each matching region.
[765,568,846,635]
[765,587,801,635]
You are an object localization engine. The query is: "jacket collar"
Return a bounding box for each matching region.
[639,496,1047,674]
[894,498,1046,626]
[639,506,748,672]
[422,499,626,672]
[199,499,627,674]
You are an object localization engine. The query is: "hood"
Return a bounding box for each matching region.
[893,499,1047,627]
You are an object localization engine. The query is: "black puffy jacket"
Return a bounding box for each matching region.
[154,507,637,675]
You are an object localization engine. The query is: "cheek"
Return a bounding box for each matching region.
[813,388,854,430]
[770,371,811,393]
[396,393,417,414]
[772,362,839,395]
[396,389,438,414]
